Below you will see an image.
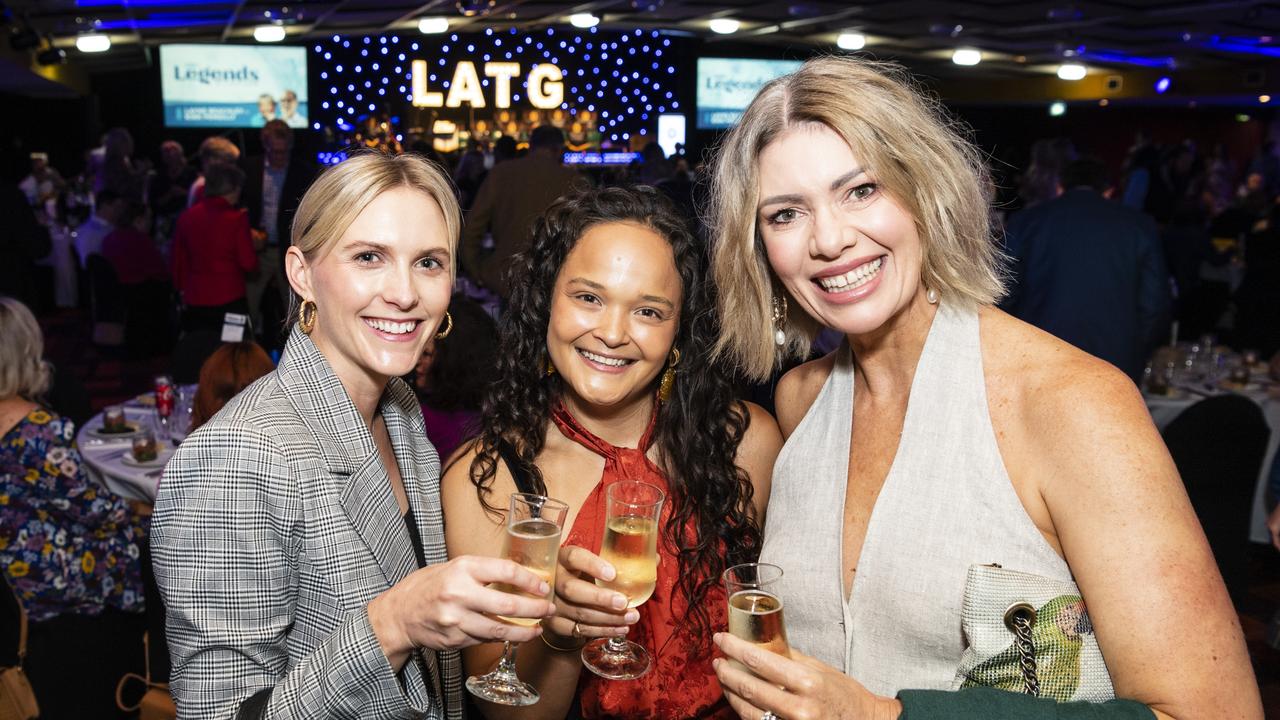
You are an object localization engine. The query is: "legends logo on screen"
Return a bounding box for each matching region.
[160,44,309,129]
[695,58,802,129]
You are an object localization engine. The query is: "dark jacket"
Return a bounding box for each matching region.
[1001,188,1171,381]
[240,154,315,251]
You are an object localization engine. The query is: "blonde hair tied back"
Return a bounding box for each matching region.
[706,55,1005,381]
[285,151,462,329]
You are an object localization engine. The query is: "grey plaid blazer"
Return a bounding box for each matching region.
[152,328,464,719]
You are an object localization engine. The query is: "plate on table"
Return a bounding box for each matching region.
[127,392,156,408]
[86,423,143,440]
[120,446,171,468]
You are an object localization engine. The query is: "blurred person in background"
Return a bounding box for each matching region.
[102,202,167,287]
[98,127,147,203]
[18,152,64,208]
[149,140,198,242]
[461,125,584,301]
[172,163,260,332]
[0,182,50,307]
[242,119,315,345]
[187,341,275,433]
[188,136,241,207]
[73,188,125,266]
[0,296,148,718]
[412,294,497,461]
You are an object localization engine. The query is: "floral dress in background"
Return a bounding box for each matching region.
[0,408,146,622]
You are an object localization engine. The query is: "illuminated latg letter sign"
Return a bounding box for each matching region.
[412,60,562,109]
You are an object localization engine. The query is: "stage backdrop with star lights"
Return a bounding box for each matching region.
[309,26,694,147]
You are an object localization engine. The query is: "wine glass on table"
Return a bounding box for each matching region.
[466,492,569,706]
[581,479,665,680]
[722,563,790,675]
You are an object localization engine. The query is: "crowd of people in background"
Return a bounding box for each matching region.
[0,61,1278,717]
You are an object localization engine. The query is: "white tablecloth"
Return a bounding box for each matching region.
[1145,383,1280,544]
[76,389,194,502]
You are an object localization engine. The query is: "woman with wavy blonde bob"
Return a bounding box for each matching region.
[706,56,1260,720]
[153,152,555,720]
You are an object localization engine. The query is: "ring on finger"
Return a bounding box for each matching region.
[572,621,583,638]
[761,712,780,720]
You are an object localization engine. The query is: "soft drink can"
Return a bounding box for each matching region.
[155,375,174,418]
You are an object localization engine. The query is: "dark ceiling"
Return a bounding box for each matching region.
[5,0,1280,78]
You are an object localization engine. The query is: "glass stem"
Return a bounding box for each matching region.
[605,636,630,652]
[494,641,519,675]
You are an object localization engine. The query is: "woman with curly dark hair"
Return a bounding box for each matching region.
[442,185,781,720]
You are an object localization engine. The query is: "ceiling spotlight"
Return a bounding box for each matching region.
[951,48,981,66]
[455,0,496,17]
[417,16,449,34]
[1049,101,1067,116]
[253,24,285,42]
[837,32,866,50]
[569,13,600,28]
[1154,76,1171,94]
[76,33,111,52]
[709,18,740,34]
[1057,62,1086,80]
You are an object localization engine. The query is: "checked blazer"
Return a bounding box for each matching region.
[151,328,464,719]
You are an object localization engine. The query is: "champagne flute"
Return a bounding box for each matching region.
[466,492,569,706]
[722,562,789,675]
[581,479,665,680]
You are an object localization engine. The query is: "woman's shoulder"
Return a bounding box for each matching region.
[979,307,1149,440]
[774,352,839,439]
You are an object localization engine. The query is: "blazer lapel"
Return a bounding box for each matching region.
[382,381,464,718]
[277,328,418,589]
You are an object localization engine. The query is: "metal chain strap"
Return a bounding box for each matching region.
[1010,612,1040,697]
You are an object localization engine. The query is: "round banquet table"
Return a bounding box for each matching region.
[1144,379,1280,545]
[76,386,195,503]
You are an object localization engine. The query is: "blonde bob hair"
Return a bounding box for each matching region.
[708,56,1004,381]
[0,297,52,401]
[286,151,462,325]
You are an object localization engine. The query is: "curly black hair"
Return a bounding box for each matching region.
[467,184,760,653]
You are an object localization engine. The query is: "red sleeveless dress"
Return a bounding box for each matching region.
[551,401,733,720]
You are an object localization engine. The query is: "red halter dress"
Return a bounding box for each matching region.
[550,401,733,720]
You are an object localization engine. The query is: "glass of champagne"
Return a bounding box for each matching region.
[581,479,665,680]
[722,563,789,674]
[466,492,569,706]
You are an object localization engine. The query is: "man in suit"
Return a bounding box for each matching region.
[241,120,315,346]
[1002,156,1171,382]
[460,125,584,301]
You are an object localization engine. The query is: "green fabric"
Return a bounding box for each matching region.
[898,688,1155,720]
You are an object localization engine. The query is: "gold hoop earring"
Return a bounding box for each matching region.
[545,354,556,376]
[658,348,681,403]
[434,311,453,340]
[298,300,318,335]
[772,294,788,347]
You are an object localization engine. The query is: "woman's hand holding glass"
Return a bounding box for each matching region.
[712,633,902,720]
[367,554,556,672]
[542,544,640,642]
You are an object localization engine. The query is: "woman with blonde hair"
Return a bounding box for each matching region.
[152,152,555,719]
[706,57,1260,719]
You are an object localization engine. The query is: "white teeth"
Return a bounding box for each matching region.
[818,257,883,292]
[579,349,630,367]
[365,319,418,334]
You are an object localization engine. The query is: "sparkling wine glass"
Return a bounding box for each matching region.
[466,492,569,706]
[581,480,665,680]
[723,563,790,675]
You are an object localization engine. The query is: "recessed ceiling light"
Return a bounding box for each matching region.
[951,48,981,66]
[76,34,111,53]
[837,32,866,50]
[417,17,450,34]
[709,18,740,34]
[569,13,600,28]
[253,25,286,42]
[1049,101,1067,116]
[1057,63,1087,80]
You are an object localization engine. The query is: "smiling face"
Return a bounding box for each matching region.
[547,221,682,414]
[289,186,453,399]
[756,122,925,338]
